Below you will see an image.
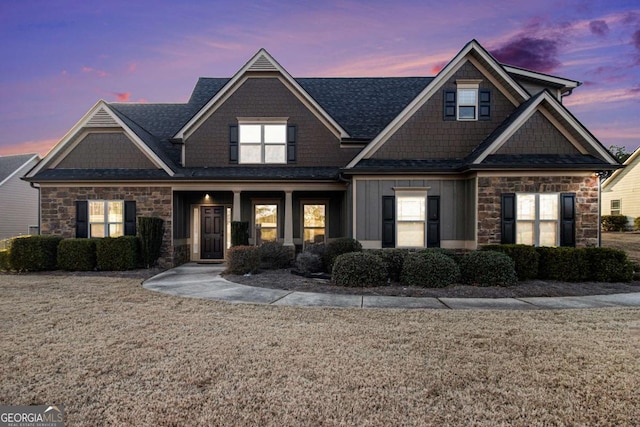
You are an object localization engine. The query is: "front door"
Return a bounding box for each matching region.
[201,206,224,259]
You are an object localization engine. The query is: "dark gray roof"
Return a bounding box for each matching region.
[30,169,171,181]
[470,154,617,169]
[347,158,465,173]
[0,153,38,183]
[179,166,340,180]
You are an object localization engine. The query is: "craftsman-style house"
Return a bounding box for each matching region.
[25,40,619,267]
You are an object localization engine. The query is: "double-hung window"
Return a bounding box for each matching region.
[239,123,286,164]
[516,194,559,246]
[456,81,480,120]
[303,203,327,247]
[89,200,124,238]
[254,203,278,243]
[396,191,427,247]
[610,200,621,215]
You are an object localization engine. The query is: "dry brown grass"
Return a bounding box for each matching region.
[602,232,640,263]
[1,274,639,426]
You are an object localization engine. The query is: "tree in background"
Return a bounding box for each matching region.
[608,145,632,163]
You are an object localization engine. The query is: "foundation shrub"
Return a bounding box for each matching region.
[323,237,362,271]
[295,251,323,274]
[401,251,460,288]
[582,247,634,282]
[601,215,629,232]
[535,247,588,282]
[0,249,10,271]
[304,243,326,259]
[482,244,539,281]
[225,245,260,275]
[635,217,640,231]
[332,252,387,287]
[368,249,408,282]
[230,221,250,246]
[57,239,97,271]
[138,217,164,268]
[9,235,63,272]
[460,250,518,287]
[258,241,292,269]
[96,236,139,271]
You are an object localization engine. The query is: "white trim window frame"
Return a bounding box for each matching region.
[395,190,427,248]
[456,81,480,121]
[89,200,124,238]
[610,199,621,215]
[238,121,287,164]
[301,201,328,248]
[516,193,559,247]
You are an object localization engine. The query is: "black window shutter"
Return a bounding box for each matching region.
[229,125,239,164]
[501,193,516,244]
[427,196,440,247]
[287,125,296,163]
[443,90,456,121]
[381,196,395,248]
[124,201,137,236]
[75,201,88,238]
[560,193,576,247]
[479,89,491,121]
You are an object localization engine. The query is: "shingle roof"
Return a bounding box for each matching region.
[471,154,613,168]
[0,154,38,183]
[31,168,171,181]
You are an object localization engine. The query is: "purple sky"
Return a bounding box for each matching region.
[0,0,638,156]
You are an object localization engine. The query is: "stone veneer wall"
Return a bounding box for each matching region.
[477,175,599,247]
[40,186,180,268]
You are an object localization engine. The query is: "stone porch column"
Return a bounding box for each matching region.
[233,191,241,221]
[284,191,294,247]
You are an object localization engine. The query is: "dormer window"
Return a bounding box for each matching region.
[239,122,287,164]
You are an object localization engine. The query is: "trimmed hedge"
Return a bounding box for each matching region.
[258,241,292,269]
[323,237,362,271]
[601,215,629,232]
[138,217,164,268]
[582,247,634,282]
[536,247,589,282]
[460,250,518,287]
[482,244,539,281]
[635,217,640,231]
[225,245,260,274]
[231,221,250,246]
[401,250,460,288]
[295,251,323,274]
[9,235,63,272]
[96,236,139,271]
[368,249,408,282]
[0,249,10,271]
[332,252,387,287]
[57,239,97,271]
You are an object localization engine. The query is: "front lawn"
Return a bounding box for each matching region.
[1,275,639,425]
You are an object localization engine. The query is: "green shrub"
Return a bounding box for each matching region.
[482,244,539,281]
[535,247,588,282]
[138,217,164,268]
[332,252,387,287]
[582,247,634,282]
[9,235,63,272]
[323,237,362,271]
[57,239,97,271]
[635,217,640,231]
[231,221,250,246]
[368,249,408,282]
[295,251,323,274]
[601,215,629,232]
[460,250,518,287]
[0,249,11,271]
[225,245,260,274]
[401,251,460,288]
[258,241,292,269]
[304,243,326,258]
[96,236,139,271]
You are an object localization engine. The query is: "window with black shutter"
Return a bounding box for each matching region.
[427,196,440,247]
[381,196,395,248]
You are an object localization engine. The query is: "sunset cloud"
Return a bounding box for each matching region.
[114,92,131,102]
[491,37,561,72]
[82,66,108,77]
[589,20,609,36]
[0,138,59,156]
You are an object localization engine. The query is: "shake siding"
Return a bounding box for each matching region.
[495,111,581,155]
[355,179,472,242]
[0,159,39,239]
[56,132,157,169]
[601,157,640,222]
[185,77,360,167]
[373,61,516,160]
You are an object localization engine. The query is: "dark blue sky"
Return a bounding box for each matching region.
[0,0,638,155]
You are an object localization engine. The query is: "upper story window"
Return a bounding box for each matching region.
[443,80,490,121]
[239,123,286,164]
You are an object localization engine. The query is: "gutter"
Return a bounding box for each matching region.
[30,181,41,235]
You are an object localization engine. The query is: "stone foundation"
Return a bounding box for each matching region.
[40,185,176,268]
[477,175,599,247]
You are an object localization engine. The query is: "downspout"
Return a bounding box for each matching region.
[30,182,41,235]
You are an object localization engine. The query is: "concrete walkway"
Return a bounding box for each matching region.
[142,263,640,310]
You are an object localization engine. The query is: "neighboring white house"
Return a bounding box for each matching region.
[0,153,41,240]
[601,147,640,228]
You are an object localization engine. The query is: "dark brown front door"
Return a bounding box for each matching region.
[201,206,224,259]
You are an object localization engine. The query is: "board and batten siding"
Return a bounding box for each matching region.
[0,158,40,240]
[354,177,476,249]
[601,156,640,226]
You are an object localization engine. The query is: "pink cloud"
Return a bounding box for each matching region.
[0,138,59,157]
[128,63,137,73]
[114,92,131,102]
[81,66,108,77]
